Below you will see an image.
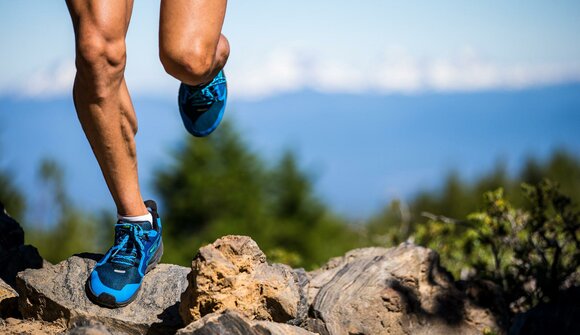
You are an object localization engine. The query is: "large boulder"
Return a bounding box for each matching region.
[0,203,43,288]
[304,243,503,335]
[179,235,302,325]
[176,309,316,335]
[16,253,189,335]
[0,202,24,251]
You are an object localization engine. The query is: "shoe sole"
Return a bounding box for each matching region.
[85,239,164,309]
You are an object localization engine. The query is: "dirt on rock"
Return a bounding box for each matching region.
[0,317,66,335]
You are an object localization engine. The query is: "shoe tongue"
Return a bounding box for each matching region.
[118,220,152,231]
[111,221,152,266]
[135,221,153,230]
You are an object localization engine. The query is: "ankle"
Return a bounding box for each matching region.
[116,201,149,218]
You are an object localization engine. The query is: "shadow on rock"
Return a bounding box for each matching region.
[307,244,505,335]
[387,277,466,325]
[149,301,184,335]
[457,279,510,331]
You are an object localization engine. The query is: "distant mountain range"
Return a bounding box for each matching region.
[1,84,579,221]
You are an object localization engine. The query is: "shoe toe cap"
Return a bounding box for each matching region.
[88,268,141,305]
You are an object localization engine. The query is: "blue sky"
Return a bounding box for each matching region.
[1,1,580,220]
[2,1,580,98]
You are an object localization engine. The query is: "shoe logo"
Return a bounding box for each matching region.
[149,238,160,254]
[114,269,126,274]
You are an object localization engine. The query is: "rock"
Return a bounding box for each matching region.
[0,317,66,335]
[306,243,504,335]
[179,235,301,325]
[0,204,44,288]
[67,321,113,335]
[252,320,317,335]
[176,309,316,335]
[0,244,44,287]
[67,326,112,335]
[509,286,580,335]
[0,277,18,317]
[457,279,510,330]
[0,202,24,252]
[16,253,189,335]
[288,268,310,326]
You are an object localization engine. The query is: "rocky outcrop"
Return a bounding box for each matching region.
[0,205,507,335]
[176,237,504,335]
[176,310,315,335]
[303,244,502,335]
[179,236,302,325]
[16,254,189,335]
[0,203,43,288]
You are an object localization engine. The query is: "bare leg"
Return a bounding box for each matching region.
[159,0,230,86]
[66,0,148,217]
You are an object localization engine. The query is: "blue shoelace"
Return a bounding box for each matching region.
[110,223,147,267]
[186,73,227,106]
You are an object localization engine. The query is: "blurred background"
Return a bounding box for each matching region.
[1,0,579,285]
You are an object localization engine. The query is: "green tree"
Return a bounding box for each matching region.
[266,151,359,268]
[155,122,269,264]
[155,122,357,268]
[416,181,580,313]
[365,151,580,249]
[26,159,101,263]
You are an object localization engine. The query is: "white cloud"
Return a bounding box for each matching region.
[228,47,580,99]
[227,49,309,99]
[7,47,580,100]
[20,60,76,98]
[374,47,423,93]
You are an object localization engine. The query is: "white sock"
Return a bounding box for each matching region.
[117,212,153,225]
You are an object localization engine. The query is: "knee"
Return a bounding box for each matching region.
[159,40,216,85]
[75,33,127,85]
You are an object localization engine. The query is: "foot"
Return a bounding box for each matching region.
[178,70,228,137]
[86,200,163,308]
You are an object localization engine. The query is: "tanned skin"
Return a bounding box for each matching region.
[65,0,230,217]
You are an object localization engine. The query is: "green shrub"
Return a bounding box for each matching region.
[416,180,580,313]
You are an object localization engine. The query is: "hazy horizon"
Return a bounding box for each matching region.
[2,83,579,222]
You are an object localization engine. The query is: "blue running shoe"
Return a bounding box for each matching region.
[178,70,228,137]
[86,200,163,308]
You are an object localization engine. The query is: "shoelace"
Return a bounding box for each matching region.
[110,223,147,266]
[186,74,227,106]
[188,85,219,106]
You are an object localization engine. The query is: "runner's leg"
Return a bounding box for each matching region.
[66,0,148,217]
[159,0,230,86]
